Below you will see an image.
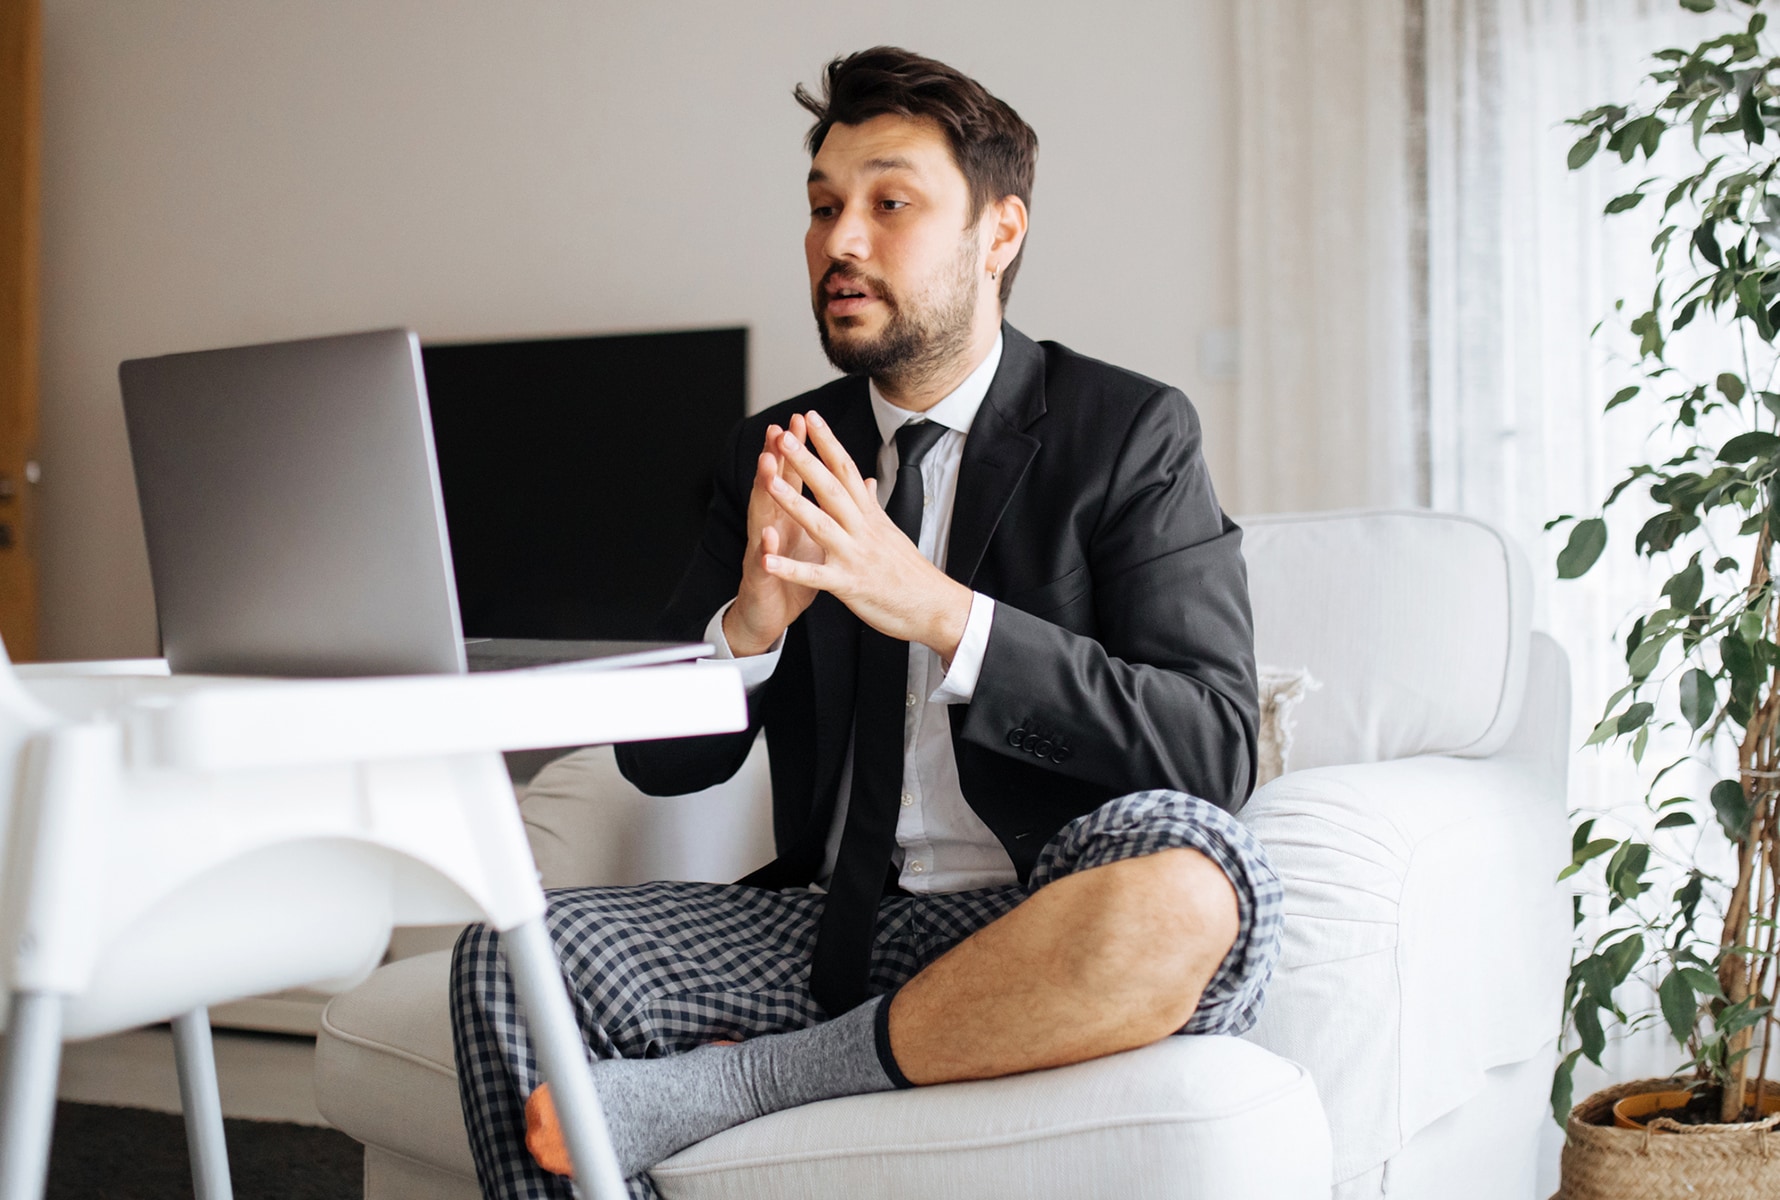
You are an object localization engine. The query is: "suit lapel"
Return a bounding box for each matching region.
[948,325,1045,588]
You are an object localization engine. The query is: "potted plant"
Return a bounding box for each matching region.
[1550,0,1780,1193]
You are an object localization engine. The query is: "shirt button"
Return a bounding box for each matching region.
[906,692,917,708]
[923,493,932,507]
[909,861,925,874]
[901,792,914,807]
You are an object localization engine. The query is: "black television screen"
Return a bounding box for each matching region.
[422,328,746,640]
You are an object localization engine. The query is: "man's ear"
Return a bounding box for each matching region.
[986,194,1028,271]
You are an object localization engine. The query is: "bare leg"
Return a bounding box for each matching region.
[171,1008,232,1200]
[888,848,1238,1085]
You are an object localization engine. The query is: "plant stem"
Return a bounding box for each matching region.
[1723,530,1777,1120]
[1754,834,1778,1113]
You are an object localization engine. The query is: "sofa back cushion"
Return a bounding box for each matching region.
[1240,509,1530,769]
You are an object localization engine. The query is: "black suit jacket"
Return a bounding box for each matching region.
[616,324,1258,887]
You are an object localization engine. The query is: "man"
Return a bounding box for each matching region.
[452,46,1280,1200]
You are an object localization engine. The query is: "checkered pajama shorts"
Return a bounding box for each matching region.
[449,789,1284,1200]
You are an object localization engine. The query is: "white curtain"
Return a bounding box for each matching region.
[1231,1,1424,516]
[1423,0,1747,1094]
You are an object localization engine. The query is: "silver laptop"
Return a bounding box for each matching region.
[119,328,710,677]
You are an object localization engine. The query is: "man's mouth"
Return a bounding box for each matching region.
[824,273,882,318]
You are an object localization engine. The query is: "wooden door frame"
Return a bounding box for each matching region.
[0,0,39,662]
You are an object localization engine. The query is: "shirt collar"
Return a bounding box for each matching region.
[867,331,1004,449]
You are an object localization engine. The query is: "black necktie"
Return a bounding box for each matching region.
[809,419,949,1015]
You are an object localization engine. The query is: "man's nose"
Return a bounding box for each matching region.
[822,203,871,263]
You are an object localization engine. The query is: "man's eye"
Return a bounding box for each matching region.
[810,205,837,219]
[879,199,908,211]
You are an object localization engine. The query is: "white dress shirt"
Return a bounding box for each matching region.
[704,334,1016,893]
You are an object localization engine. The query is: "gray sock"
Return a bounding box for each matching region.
[587,993,908,1178]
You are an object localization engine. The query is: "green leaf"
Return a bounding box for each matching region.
[1604,932,1644,981]
[1558,518,1608,579]
[1552,1048,1583,1126]
[1575,954,1617,1001]
[1741,89,1765,145]
[1715,555,1740,573]
[1616,702,1655,733]
[1606,191,1646,214]
[1718,372,1747,403]
[1680,0,1716,12]
[1696,221,1724,267]
[1607,385,1641,411]
[1569,132,1602,170]
[1719,430,1780,462]
[1584,714,1620,747]
[1717,997,1771,1038]
[1712,778,1753,840]
[1664,561,1704,613]
[1659,969,1698,1045]
[1679,965,1721,998]
[1576,997,1607,1065]
[1655,810,1697,829]
[1628,636,1667,679]
[1605,844,1651,905]
[1572,818,1595,854]
[1679,667,1716,729]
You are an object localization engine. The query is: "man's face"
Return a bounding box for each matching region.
[805,114,985,387]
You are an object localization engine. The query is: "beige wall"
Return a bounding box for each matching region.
[37,0,1237,660]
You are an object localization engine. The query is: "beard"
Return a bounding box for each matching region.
[814,236,980,395]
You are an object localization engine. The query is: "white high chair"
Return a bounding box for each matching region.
[0,640,745,1200]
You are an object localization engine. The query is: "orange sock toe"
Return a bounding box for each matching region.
[525,1084,573,1177]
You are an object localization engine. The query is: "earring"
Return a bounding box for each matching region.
[988,263,999,280]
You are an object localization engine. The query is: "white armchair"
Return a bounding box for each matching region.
[316,508,1570,1199]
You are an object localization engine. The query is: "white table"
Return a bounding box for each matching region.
[2,657,746,1200]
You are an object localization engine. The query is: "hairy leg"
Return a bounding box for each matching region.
[888,847,1239,1085]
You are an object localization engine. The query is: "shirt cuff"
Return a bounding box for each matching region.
[930,593,994,704]
[706,600,784,691]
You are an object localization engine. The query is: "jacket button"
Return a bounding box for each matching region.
[1052,746,1072,764]
[1034,739,1052,757]
[1008,726,1028,748]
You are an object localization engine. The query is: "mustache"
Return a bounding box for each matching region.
[820,264,896,305]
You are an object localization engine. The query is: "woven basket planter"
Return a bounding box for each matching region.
[1556,1077,1780,1199]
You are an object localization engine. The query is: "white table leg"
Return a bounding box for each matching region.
[502,917,629,1200]
[0,991,64,1200]
[172,1007,233,1200]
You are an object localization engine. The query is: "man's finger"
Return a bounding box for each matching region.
[768,475,846,548]
[763,552,832,591]
[783,414,809,493]
[776,428,860,528]
[804,411,877,509]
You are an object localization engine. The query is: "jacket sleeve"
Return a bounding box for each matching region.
[615,418,769,796]
[957,387,1259,811]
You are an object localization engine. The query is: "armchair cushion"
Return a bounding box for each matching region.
[316,955,1331,1200]
[1244,510,1532,770]
[652,1035,1329,1199]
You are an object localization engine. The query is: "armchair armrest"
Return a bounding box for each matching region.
[1238,752,1569,1182]
[111,664,747,771]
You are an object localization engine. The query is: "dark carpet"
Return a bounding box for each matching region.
[47,1101,362,1200]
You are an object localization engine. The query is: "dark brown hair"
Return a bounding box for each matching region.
[795,47,1037,306]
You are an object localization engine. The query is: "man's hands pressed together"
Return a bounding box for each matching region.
[726,409,974,665]
[721,413,822,657]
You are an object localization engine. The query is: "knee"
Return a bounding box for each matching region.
[448,922,501,1001]
[1064,849,1239,1026]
